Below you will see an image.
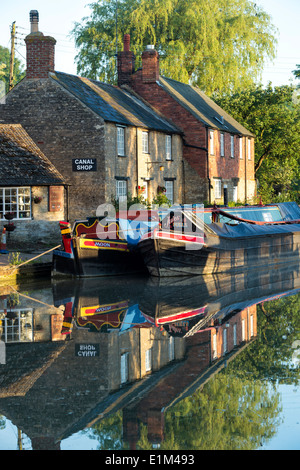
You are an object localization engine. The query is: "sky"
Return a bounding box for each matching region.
[0,0,299,88]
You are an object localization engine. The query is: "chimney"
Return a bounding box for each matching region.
[141,45,159,83]
[25,10,57,79]
[117,34,135,87]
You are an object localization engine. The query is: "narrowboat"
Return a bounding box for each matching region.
[52,211,160,277]
[138,202,300,277]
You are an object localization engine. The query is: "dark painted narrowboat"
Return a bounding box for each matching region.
[138,202,300,277]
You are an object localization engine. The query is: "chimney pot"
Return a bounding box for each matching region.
[30,10,39,33]
[25,11,56,79]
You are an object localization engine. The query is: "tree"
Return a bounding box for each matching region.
[72,0,277,95]
[0,45,25,92]
[214,84,300,202]
[293,65,300,81]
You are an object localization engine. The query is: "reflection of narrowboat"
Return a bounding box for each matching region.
[140,262,300,337]
[52,212,159,277]
[138,202,300,277]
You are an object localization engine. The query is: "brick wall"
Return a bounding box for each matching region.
[25,34,56,79]
[118,43,256,205]
[130,75,209,202]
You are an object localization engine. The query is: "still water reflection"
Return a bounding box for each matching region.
[1,266,300,451]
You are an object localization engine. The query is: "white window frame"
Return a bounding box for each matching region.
[212,333,217,359]
[220,133,225,157]
[209,130,214,155]
[169,336,175,361]
[242,318,246,341]
[166,135,172,160]
[233,185,238,203]
[120,352,129,384]
[165,180,174,204]
[2,309,34,343]
[117,126,125,156]
[116,180,127,202]
[239,137,243,159]
[233,323,237,346]
[248,138,251,160]
[250,314,254,337]
[223,328,228,355]
[142,131,149,154]
[145,348,152,372]
[214,179,222,200]
[0,187,31,220]
[230,135,235,158]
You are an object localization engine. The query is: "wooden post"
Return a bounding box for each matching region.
[9,21,16,91]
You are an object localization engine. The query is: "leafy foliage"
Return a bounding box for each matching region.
[0,45,25,92]
[214,84,300,203]
[72,0,277,95]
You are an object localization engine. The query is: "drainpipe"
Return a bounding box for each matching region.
[245,137,247,204]
[64,185,69,221]
[136,128,139,196]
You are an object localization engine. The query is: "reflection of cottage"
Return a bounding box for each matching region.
[1,12,183,222]
[0,124,66,244]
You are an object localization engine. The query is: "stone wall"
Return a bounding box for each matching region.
[1,78,106,222]
[2,185,64,246]
[104,122,183,206]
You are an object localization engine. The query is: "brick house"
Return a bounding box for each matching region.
[0,12,183,223]
[0,124,66,245]
[118,35,256,205]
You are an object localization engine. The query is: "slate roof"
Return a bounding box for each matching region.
[0,124,66,186]
[50,71,180,134]
[159,76,254,137]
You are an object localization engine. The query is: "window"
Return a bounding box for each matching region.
[242,318,246,341]
[169,336,175,361]
[248,138,251,160]
[116,180,127,202]
[223,328,227,355]
[233,186,238,203]
[120,352,129,384]
[212,333,217,359]
[142,131,149,154]
[2,309,33,343]
[239,137,243,159]
[209,130,214,155]
[0,187,31,220]
[214,179,222,199]
[250,314,254,337]
[145,348,152,372]
[166,135,172,160]
[231,135,235,158]
[233,323,237,346]
[220,133,225,157]
[165,180,174,204]
[117,127,125,156]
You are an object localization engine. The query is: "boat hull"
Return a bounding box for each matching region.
[139,228,300,277]
[53,238,146,278]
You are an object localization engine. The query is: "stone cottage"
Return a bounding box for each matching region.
[118,35,256,205]
[0,124,66,245]
[0,11,183,223]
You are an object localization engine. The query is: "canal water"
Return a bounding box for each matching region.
[1,266,300,451]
